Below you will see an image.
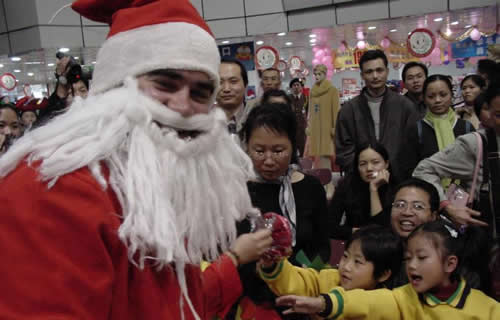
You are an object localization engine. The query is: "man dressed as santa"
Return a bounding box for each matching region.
[0,0,272,319]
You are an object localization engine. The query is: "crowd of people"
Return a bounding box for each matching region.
[0,0,498,319]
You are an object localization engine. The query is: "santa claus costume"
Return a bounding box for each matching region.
[0,0,259,319]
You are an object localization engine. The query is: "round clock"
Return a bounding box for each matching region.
[255,46,279,70]
[0,73,17,91]
[407,28,435,58]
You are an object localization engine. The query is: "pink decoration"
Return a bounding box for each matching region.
[357,40,366,50]
[338,42,346,52]
[312,46,319,53]
[315,49,325,59]
[431,47,441,57]
[312,58,320,66]
[321,56,330,65]
[470,28,481,41]
[380,38,390,49]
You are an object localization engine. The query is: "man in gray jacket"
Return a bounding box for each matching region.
[335,50,419,175]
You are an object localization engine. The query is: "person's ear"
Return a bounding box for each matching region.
[376,269,392,284]
[444,255,458,274]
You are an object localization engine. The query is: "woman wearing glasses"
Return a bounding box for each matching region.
[329,143,398,240]
[228,103,330,319]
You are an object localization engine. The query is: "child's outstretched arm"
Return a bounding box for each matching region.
[258,258,341,298]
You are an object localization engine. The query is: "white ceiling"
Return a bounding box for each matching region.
[0,5,496,88]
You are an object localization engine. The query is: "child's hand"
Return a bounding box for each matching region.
[276,295,325,315]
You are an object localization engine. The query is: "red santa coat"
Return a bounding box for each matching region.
[0,162,242,319]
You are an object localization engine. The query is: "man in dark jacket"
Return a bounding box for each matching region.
[335,50,419,175]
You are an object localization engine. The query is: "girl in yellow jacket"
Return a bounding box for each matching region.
[259,226,403,311]
[266,220,499,319]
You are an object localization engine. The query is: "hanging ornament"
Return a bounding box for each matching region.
[357,40,366,50]
[0,73,17,91]
[277,59,287,72]
[255,46,279,70]
[380,37,391,49]
[470,28,482,41]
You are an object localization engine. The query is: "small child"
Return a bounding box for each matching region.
[258,225,403,316]
[274,220,499,319]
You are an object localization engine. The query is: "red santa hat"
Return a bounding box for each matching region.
[72,0,220,95]
[15,96,49,111]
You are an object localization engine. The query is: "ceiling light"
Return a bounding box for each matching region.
[47,63,55,67]
[221,40,230,44]
[27,72,34,76]
[74,56,79,60]
[445,29,452,36]
[256,40,264,45]
[13,69,20,73]
[309,34,317,38]
[465,25,471,28]
[434,17,443,22]
[92,61,96,64]
[10,56,21,61]
[390,29,397,32]
[368,26,376,30]
[0,64,3,68]
[310,43,316,46]
[451,21,459,25]
[24,61,42,65]
[310,39,317,43]
[285,42,293,46]
[277,32,286,36]
[58,47,70,53]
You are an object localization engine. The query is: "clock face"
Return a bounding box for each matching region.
[407,28,435,58]
[256,46,278,70]
[0,73,17,91]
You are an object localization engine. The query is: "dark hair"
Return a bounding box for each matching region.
[402,62,428,82]
[484,82,500,105]
[460,74,486,91]
[422,74,453,97]
[359,49,388,71]
[346,225,403,288]
[477,59,497,82]
[473,93,487,118]
[262,89,292,107]
[0,104,20,118]
[289,78,303,88]
[352,142,392,186]
[393,178,440,213]
[243,103,298,164]
[260,68,280,79]
[221,58,248,87]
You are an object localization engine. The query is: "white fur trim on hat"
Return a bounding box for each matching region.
[90,22,220,96]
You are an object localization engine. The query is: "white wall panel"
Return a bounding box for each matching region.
[449,0,496,10]
[244,0,283,16]
[35,0,80,26]
[82,26,109,47]
[207,18,246,38]
[389,0,447,18]
[246,13,287,36]
[9,27,41,54]
[203,0,244,20]
[4,0,38,31]
[0,34,9,56]
[190,0,204,18]
[336,1,389,25]
[288,7,336,31]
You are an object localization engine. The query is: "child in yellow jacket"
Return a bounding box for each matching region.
[259,225,403,317]
[267,221,499,319]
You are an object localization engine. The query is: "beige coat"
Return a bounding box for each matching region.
[307,80,340,156]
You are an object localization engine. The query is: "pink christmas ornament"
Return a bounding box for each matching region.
[312,46,319,53]
[312,58,320,66]
[357,40,366,50]
[321,56,330,65]
[315,49,325,59]
[431,47,441,57]
[380,38,390,49]
[470,28,481,41]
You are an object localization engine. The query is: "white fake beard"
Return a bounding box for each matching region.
[0,78,258,317]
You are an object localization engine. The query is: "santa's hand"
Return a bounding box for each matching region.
[276,295,325,315]
[230,229,272,265]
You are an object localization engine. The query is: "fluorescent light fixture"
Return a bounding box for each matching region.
[221,40,230,44]
[310,38,317,43]
[13,69,21,73]
[451,21,459,25]
[48,63,55,67]
[27,72,34,76]
[309,34,317,38]
[92,61,96,64]
[74,56,79,60]
[285,42,293,46]
[434,17,443,22]
[10,56,21,61]
[390,29,397,32]
[465,25,471,28]
[277,32,286,36]
[0,64,3,68]
[58,47,70,53]
[368,26,376,30]
[256,40,264,45]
